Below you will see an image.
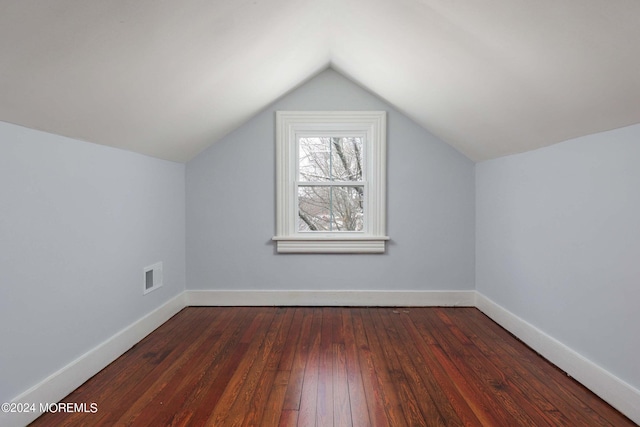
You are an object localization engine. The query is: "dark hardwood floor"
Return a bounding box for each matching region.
[31,307,635,426]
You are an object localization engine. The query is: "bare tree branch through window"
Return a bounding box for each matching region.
[298,137,364,231]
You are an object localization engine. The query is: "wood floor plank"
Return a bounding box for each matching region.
[316,307,335,427]
[43,308,201,426]
[370,309,434,426]
[120,308,242,427]
[430,308,546,426]
[412,308,525,426]
[205,309,277,425]
[296,308,323,426]
[220,308,285,426]
[260,370,290,426]
[282,308,313,411]
[350,308,390,426]
[30,307,636,427]
[357,309,407,426]
[96,309,229,426]
[332,343,353,427]
[341,309,372,427]
[433,308,549,426]
[462,308,636,427]
[183,309,265,425]
[242,308,295,427]
[278,409,298,427]
[453,308,583,426]
[397,311,483,426]
[381,309,460,426]
[277,308,305,371]
[140,308,251,427]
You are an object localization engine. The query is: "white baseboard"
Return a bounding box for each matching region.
[1,293,186,427]
[475,292,640,425]
[185,289,476,307]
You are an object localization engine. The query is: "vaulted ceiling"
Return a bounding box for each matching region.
[1,0,639,162]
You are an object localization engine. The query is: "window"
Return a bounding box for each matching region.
[273,111,388,253]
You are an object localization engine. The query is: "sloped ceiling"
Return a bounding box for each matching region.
[1,0,639,162]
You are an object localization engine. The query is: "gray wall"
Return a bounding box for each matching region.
[0,122,186,403]
[186,69,476,291]
[476,124,640,391]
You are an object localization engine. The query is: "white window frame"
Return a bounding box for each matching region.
[273,111,388,253]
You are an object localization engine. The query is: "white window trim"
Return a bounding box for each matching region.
[273,111,388,253]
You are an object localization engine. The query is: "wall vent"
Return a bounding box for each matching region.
[143,262,163,294]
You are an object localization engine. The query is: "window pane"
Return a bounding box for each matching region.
[298,137,364,182]
[298,186,364,232]
[299,137,331,181]
[331,137,363,181]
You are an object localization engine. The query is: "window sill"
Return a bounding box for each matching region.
[272,236,389,254]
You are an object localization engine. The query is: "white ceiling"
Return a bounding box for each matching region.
[1,0,639,162]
